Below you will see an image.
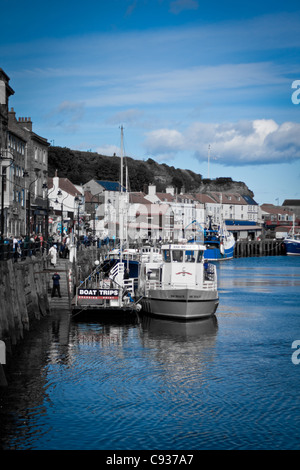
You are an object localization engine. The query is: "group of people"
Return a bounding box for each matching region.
[0,233,45,261]
[0,232,63,298]
[0,231,72,263]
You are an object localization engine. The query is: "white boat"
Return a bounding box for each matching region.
[137,243,219,320]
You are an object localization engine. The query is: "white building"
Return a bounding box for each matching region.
[47,171,83,240]
[144,185,205,240]
[83,179,128,241]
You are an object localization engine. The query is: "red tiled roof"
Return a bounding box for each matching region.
[48,177,82,197]
[208,191,247,205]
[260,204,293,215]
[194,193,216,204]
[129,192,148,204]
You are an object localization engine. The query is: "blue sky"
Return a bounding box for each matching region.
[1,0,300,204]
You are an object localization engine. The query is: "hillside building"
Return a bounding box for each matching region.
[47,171,83,240]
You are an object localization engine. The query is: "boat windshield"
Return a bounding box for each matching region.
[172,250,183,262]
[163,249,203,263]
[186,249,203,263]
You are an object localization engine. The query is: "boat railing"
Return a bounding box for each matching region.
[145,278,217,290]
[78,269,136,295]
[123,278,135,295]
[202,280,217,290]
[203,263,217,288]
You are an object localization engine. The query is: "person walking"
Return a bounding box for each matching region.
[49,244,57,267]
[51,272,62,298]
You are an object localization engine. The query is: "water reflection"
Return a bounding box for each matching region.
[0,309,72,450]
[137,314,218,379]
[70,319,138,350]
[1,256,299,450]
[139,314,218,341]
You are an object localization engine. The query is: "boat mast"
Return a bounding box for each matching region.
[120,125,124,189]
[119,125,124,250]
[208,144,211,179]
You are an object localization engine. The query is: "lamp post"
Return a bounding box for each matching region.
[42,182,49,250]
[87,190,102,238]
[26,171,40,239]
[57,189,68,245]
[75,195,82,246]
[42,181,57,253]
[0,153,14,237]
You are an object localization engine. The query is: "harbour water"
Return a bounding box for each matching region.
[0,256,299,450]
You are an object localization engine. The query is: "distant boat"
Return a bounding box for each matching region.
[283,216,300,256]
[186,216,235,261]
[137,243,219,320]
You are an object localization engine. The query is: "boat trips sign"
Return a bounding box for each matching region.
[77,288,119,299]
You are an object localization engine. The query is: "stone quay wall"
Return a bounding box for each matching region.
[0,258,50,354]
[234,239,286,258]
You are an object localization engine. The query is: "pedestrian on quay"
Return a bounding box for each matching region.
[13,235,19,262]
[49,244,57,267]
[51,271,62,298]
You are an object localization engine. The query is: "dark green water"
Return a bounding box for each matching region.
[1,256,299,450]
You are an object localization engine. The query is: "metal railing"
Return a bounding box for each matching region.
[145,263,218,291]
[0,239,69,262]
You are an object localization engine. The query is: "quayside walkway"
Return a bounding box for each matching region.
[48,258,71,312]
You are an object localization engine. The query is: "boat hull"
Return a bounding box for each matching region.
[204,245,234,260]
[204,238,235,261]
[71,302,138,322]
[141,288,219,320]
[283,239,300,256]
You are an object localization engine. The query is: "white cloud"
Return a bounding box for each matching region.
[81,62,289,111]
[144,128,185,159]
[143,120,300,165]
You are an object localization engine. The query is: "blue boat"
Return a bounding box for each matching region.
[284,236,300,255]
[186,217,235,261]
[101,248,140,278]
[283,222,300,256]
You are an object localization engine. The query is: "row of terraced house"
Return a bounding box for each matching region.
[0,67,298,247]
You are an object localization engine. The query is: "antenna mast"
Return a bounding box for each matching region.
[120,125,124,189]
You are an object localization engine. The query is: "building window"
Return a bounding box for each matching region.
[159,212,163,229]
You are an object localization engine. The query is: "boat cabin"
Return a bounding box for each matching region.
[141,243,208,289]
[161,244,205,264]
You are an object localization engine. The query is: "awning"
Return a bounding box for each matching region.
[228,225,262,231]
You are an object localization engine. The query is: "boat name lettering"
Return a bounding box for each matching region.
[99,289,119,296]
[78,289,98,296]
[78,288,119,296]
